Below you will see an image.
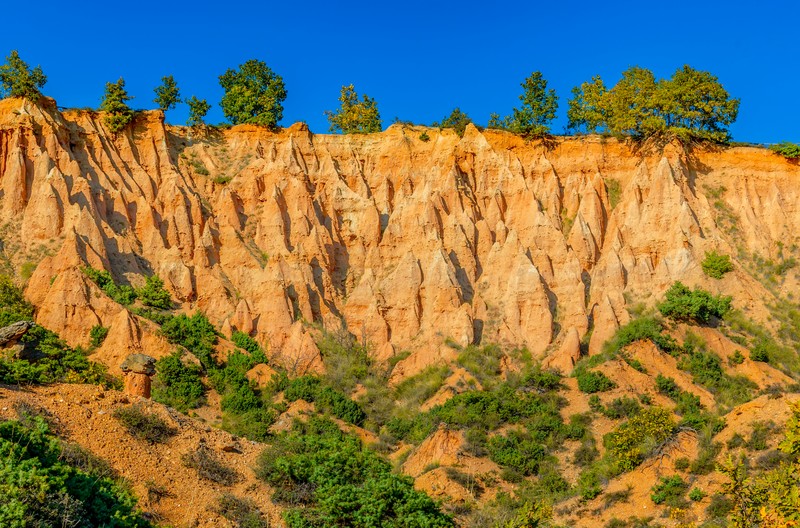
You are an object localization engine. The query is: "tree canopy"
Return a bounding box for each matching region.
[186,95,211,127]
[218,59,287,128]
[0,50,47,101]
[100,78,134,134]
[568,65,739,143]
[325,84,382,134]
[153,75,180,112]
[489,71,558,137]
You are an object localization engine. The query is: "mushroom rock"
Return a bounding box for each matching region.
[120,353,156,399]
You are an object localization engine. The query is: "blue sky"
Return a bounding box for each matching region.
[3,0,798,143]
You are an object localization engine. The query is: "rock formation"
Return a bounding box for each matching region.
[0,97,798,377]
[120,353,156,398]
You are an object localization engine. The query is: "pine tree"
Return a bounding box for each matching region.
[100,78,134,134]
[153,75,181,112]
[0,50,47,100]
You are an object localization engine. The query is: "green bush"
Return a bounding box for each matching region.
[135,275,172,309]
[689,488,706,501]
[82,266,137,306]
[658,282,732,324]
[650,475,688,507]
[0,278,115,387]
[152,351,205,411]
[604,407,676,472]
[231,331,268,364]
[255,417,453,527]
[602,316,680,356]
[770,142,800,159]
[602,396,642,419]
[432,107,473,138]
[113,404,176,444]
[0,416,152,527]
[702,251,735,279]
[750,340,771,362]
[576,370,616,393]
[89,324,109,348]
[283,375,366,426]
[678,348,757,407]
[487,430,547,475]
[160,312,218,369]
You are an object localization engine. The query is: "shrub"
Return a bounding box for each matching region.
[89,324,109,348]
[604,407,675,472]
[658,281,732,323]
[160,312,218,369]
[0,50,47,100]
[702,250,735,279]
[770,142,800,159]
[283,375,366,426]
[135,274,172,309]
[101,78,134,134]
[231,331,268,364]
[705,493,733,519]
[750,340,771,362]
[602,316,679,356]
[255,418,452,527]
[182,447,240,485]
[689,488,706,501]
[433,107,473,138]
[577,370,616,393]
[0,416,153,527]
[219,59,287,128]
[215,494,269,528]
[151,351,205,411]
[602,396,642,419]
[419,131,430,141]
[573,439,600,466]
[486,430,546,475]
[82,266,137,305]
[650,475,688,507]
[113,405,176,444]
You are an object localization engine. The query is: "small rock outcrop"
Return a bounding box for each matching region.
[0,320,35,347]
[120,353,156,398]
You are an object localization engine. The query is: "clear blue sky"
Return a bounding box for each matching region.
[3,0,798,143]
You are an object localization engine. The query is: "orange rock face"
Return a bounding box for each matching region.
[124,372,151,398]
[2,98,799,375]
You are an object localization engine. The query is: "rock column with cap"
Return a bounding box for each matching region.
[120,353,157,399]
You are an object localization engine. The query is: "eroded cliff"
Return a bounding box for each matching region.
[1,97,798,378]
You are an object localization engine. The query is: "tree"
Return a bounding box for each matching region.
[567,65,739,143]
[0,50,47,100]
[605,66,662,137]
[186,96,211,127]
[218,59,286,128]
[657,65,739,142]
[489,72,557,137]
[433,107,473,138]
[153,75,180,111]
[567,75,607,134]
[100,78,134,134]
[325,84,382,134]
